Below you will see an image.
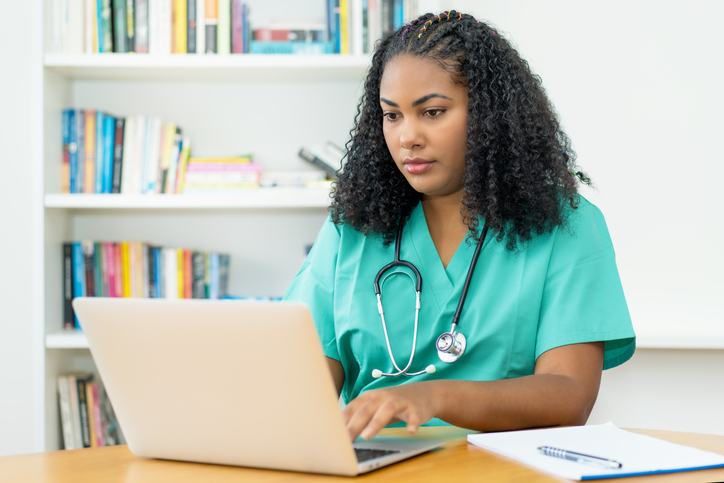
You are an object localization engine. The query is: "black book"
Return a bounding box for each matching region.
[111,118,125,194]
[191,252,205,298]
[82,242,96,297]
[76,375,94,448]
[297,147,338,180]
[62,243,75,329]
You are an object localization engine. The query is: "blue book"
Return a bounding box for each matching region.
[393,0,403,30]
[152,247,161,299]
[67,109,78,194]
[95,111,105,193]
[96,0,104,52]
[209,253,220,300]
[72,242,86,328]
[331,0,340,53]
[249,41,334,54]
[102,115,115,193]
[76,110,85,194]
[62,109,71,193]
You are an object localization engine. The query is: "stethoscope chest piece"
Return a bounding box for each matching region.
[436,330,466,363]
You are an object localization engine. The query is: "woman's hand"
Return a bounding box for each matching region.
[343,382,439,441]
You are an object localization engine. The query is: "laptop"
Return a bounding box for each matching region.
[72,297,445,476]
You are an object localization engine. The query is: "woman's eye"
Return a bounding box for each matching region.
[383,112,399,121]
[426,109,445,118]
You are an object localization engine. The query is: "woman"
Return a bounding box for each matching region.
[284,11,635,442]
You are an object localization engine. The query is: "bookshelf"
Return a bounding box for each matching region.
[36,0,372,451]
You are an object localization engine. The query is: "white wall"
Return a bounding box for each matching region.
[0,1,39,455]
[445,0,724,433]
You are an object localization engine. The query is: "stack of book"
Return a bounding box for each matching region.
[57,373,124,450]
[53,0,251,54]
[61,110,193,195]
[181,156,262,194]
[63,241,231,329]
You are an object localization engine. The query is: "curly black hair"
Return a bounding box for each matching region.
[330,10,590,250]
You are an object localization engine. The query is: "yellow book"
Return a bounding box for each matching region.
[187,157,252,164]
[173,0,187,54]
[120,242,131,297]
[340,0,348,54]
[159,123,176,194]
[177,249,185,298]
[84,110,96,194]
[85,383,97,447]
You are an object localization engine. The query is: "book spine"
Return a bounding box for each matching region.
[77,109,85,193]
[297,147,338,179]
[153,247,162,298]
[173,0,187,53]
[96,0,104,52]
[85,0,96,53]
[111,117,125,194]
[103,115,115,194]
[230,0,242,53]
[72,243,85,326]
[101,0,113,52]
[177,249,185,298]
[126,0,135,51]
[196,0,205,54]
[84,110,96,194]
[63,243,75,329]
[57,376,76,449]
[204,252,210,298]
[121,242,130,297]
[91,382,105,447]
[217,0,230,54]
[209,252,219,299]
[68,109,78,193]
[340,0,348,54]
[82,241,96,297]
[187,0,197,53]
[174,136,191,193]
[191,251,205,298]
[93,241,103,297]
[205,0,218,53]
[114,242,123,297]
[183,249,192,298]
[135,0,149,52]
[112,0,128,52]
[85,381,97,447]
[94,111,105,194]
[219,253,230,297]
[157,0,173,54]
[62,109,71,194]
[164,127,182,193]
[147,245,156,298]
[67,375,83,449]
[76,376,92,448]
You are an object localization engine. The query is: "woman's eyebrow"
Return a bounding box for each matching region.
[380,93,453,108]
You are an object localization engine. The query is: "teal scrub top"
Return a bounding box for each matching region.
[283,197,635,406]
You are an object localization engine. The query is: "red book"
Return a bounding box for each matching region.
[106,242,117,297]
[231,0,243,53]
[183,250,192,298]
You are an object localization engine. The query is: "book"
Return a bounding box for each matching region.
[62,243,75,329]
[72,242,86,323]
[205,0,218,53]
[125,0,135,51]
[90,382,104,447]
[85,381,98,447]
[62,109,71,193]
[57,375,76,449]
[112,0,128,52]
[102,114,115,194]
[297,146,339,179]
[187,0,197,53]
[135,0,150,52]
[217,0,230,54]
[67,374,84,449]
[249,41,334,54]
[230,0,243,53]
[172,0,187,53]
[76,374,93,447]
[196,0,206,53]
[84,110,96,194]
[111,117,125,194]
[94,111,105,194]
[100,0,113,52]
[84,0,97,53]
[82,240,96,297]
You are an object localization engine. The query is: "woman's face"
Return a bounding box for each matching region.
[380,54,469,201]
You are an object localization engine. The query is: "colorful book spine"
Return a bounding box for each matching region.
[94,110,105,194]
[100,0,113,52]
[135,0,150,52]
[76,109,85,193]
[120,242,131,297]
[111,118,125,194]
[84,110,96,194]
[112,0,128,52]
[173,0,187,53]
[125,0,135,51]
[187,0,197,53]
[102,115,115,194]
[231,0,243,53]
[217,0,230,54]
[62,109,71,194]
[72,243,86,325]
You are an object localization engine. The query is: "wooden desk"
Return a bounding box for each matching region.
[2,427,724,483]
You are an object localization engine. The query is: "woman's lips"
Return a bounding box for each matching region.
[403,158,434,174]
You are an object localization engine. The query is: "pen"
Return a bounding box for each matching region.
[537,446,623,469]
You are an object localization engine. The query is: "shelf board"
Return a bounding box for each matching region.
[45,329,724,351]
[43,53,371,82]
[45,189,332,209]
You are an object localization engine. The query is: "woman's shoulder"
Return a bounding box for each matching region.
[553,194,616,258]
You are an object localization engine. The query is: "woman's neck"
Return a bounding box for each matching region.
[420,194,468,269]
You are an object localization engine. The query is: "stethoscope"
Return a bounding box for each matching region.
[371,220,489,378]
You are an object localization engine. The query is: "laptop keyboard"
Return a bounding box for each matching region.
[354,448,401,462]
